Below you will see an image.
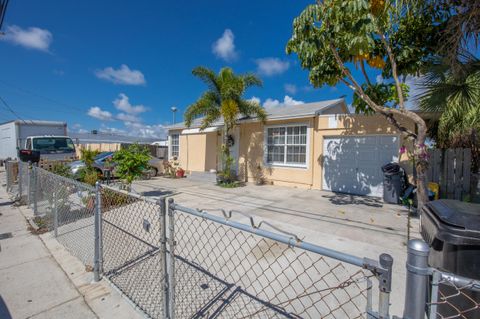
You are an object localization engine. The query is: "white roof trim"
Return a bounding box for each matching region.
[181,127,220,135]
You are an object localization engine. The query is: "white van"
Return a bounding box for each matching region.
[24,136,76,161]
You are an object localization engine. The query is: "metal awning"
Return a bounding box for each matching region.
[181,127,220,135]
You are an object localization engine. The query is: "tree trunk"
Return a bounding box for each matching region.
[222,125,230,173]
[413,120,429,212]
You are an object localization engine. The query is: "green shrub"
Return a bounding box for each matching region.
[51,163,72,178]
[113,144,150,185]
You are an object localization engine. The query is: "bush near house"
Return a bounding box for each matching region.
[112,143,150,187]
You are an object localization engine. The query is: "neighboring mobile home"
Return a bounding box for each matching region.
[166,98,415,197]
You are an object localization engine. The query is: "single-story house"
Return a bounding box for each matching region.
[166,98,416,197]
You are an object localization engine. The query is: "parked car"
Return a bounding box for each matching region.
[69,151,163,179]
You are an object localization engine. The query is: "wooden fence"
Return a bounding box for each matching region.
[427,148,472,200]
[75,143,168,160]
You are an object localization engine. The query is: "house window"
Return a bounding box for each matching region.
[170,134,179,158]
[266,125,308,167]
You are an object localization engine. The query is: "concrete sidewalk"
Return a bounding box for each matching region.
[0,183,141,318]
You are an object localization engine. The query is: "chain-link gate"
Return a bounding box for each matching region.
[427,269,480,319]
[99,184,167,319]
[168,200,393,319]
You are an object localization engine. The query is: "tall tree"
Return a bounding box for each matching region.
[184,67,266,177]
[418,53,480,180]
[436,0,480,73]
[287,0,448,208]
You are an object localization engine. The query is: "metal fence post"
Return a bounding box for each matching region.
[53,186,58,237]
[378,253,393,319]
[159,197,170,319]
[167,198,176,319]
[27,161,32,206]
[32,164,38,215]
[18,161,23,201]
[93,181,103,282]
[403,239,430,319]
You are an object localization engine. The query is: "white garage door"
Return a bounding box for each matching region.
[322,135,399,197]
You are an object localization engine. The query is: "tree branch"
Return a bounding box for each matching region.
[330,43,418,139]
[360,60,372,87]
[378,33,406,110]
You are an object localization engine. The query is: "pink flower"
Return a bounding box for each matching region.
[399,146,406,154]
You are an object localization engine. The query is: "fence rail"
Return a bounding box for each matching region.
[4,161,480,319]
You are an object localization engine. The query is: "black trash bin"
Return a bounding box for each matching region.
[421,200,480,318]
[381,163,403,204]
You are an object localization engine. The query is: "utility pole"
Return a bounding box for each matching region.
[171,106,177,124]
[0,0,9,34]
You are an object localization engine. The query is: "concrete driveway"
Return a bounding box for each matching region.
[131,173,421,316]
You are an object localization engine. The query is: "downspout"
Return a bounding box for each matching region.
[186,135,189,172]
[311,116,316,188]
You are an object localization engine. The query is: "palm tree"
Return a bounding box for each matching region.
[418,53,480,198]
[418,53,480,148]
[184,67,266,179]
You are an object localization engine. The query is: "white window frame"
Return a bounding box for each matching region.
[263,123,310,169]
[169,133,180,159]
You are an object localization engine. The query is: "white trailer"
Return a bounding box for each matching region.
[0,120,76,161]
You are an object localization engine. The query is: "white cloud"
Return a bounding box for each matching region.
[255,58,289,76]
[376,74,384,84]
[2,25,52,52]
[284,83,298,95]
[248,96,261,104]
[116,113,141,123]
[263,98,280,109]
[212,29,238,62]
[124,122,167,139]
[95,64,146,85]
[263,95,304,109]
[77,128,88,134]
[72,123,82,129]
[113,93,147,114]
[99,125,127,135]
[87,106,113,121]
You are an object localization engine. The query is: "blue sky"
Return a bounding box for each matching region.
[0,0,382,139]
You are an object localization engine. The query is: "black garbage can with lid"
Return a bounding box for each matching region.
[381,163,403,204]
[421,199,480,318]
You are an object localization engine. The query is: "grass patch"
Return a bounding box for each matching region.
[217,181,243,188]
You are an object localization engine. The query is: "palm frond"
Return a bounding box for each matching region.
[238,99,267,123]
[184,92,219,128]
[192,66,221,95]
[241,73,263,89]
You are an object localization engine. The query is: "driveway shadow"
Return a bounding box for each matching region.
[0,295,12,319]
[141,190,175,197]
[321,193,383,208]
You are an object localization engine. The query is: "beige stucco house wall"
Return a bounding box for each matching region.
[235,114,414,189]
[167,98,417,193]
[173,130,220,172]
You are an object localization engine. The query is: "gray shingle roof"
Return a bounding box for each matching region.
[167,98,346,130]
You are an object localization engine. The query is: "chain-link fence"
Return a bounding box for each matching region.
[5,160,18,194]
[427,269,480,319]
[5,162,480,319]
[100,184,167,319]
[29,166,96,268]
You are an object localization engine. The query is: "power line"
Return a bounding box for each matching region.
[0,95,27,124]
[0,79,86,113]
